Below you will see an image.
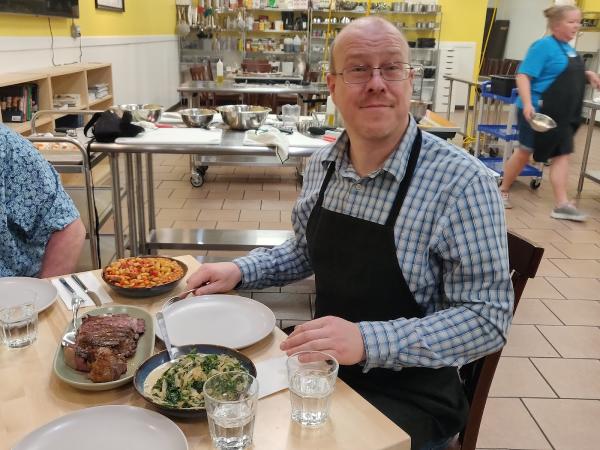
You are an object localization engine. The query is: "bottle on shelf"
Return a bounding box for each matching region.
[216,59,224,84]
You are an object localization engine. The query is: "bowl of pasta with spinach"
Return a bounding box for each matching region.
[133,344,257,418]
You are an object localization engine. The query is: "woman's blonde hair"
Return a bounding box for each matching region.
[544,4,580,29]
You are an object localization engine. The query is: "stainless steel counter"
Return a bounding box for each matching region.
[577,100,600,195]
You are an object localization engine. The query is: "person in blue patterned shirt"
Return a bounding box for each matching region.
[187,17,513,450]
[0,124,85,278]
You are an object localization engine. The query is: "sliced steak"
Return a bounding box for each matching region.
[88,347,128,383]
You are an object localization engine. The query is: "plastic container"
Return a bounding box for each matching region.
[490,75,516,97]
[216,59,224,84]
[293,35,302,53]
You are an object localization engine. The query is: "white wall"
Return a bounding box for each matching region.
[494,0,553,60]
[0,35,180,109]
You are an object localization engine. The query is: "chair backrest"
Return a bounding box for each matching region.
[190,64,209,81]
[455,230,544,450]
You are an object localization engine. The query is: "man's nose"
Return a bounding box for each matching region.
[366,68,387,91]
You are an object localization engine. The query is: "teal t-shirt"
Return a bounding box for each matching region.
[516,35,577,109]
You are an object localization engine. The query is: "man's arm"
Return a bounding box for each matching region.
[38,218,86,278]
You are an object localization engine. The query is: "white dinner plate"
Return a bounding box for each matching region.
[13,405,188,450]
[0,277,57,313]
[157,294,276,349]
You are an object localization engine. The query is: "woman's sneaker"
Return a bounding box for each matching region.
[551,204,587,222]
[501,191,512,209]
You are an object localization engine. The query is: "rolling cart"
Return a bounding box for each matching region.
[474,81,543,189]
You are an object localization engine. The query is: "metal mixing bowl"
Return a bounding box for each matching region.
[529,113,557,133]
[216,105,271,130]
[116,104,163,123]
[179,108,216,128]
[410,100,429,123]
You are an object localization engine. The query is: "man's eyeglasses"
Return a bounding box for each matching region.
[333,62,418,84]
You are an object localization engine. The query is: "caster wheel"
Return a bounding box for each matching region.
[489,148,499,157]
[530,179,542,190]
[190,173,204,187]
[497,176,503,187]
[197,165,208,175]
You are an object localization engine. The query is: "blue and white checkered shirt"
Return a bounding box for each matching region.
[235,118,514,370]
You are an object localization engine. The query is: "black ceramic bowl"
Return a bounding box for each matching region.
[133,344,257,419]
[101,256,188,298]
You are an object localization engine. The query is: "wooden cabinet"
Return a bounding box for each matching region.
[0,63,113,135]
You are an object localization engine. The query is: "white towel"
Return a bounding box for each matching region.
[51,272,113,311]
[115,127,223,145]
[243,127,290,163]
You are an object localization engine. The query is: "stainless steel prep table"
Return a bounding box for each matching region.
[577,100,600,195]
[90,130,319,258]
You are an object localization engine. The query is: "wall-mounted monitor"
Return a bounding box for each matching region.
[0,1,79,19]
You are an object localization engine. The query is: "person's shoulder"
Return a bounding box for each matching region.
[528,36,556,54]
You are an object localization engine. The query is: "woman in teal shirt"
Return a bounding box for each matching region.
[499,4,600,221]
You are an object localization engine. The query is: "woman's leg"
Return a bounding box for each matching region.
[499,147,531,192]
[549,153,570,206]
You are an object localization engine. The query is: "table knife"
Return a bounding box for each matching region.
[70,274,102,307]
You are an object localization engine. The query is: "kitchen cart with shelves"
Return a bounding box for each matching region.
[577,100,600,195]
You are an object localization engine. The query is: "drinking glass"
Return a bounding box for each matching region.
[286,351,339,427]
[281,104,300,128]
[0,302,38,348]
[203,371,259,450]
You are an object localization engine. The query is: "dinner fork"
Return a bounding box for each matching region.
[160,288,196,312]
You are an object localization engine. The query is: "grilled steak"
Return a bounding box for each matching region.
[63,313,145,382]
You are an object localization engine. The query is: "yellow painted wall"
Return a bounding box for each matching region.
[0,1,176,37]
[581,0,600,11]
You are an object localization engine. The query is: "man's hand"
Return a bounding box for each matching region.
[586,70,600,89]
[280,316,366,365]
[185,262,242,295]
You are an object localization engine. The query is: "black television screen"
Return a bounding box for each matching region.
[0,1,79,18]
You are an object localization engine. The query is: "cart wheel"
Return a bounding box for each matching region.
[197,165,208,175]
[489,148,499,157]
[530,178,542,190]
[190,173,204,188]
[497,176,503,187]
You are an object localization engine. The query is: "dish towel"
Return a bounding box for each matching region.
[243,127,289,163]
[51,272,113,310]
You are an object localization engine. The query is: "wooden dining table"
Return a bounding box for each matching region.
[0,255,410,450]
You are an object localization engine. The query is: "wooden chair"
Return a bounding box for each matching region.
[448,230,544,450]
[204,61,242,106]
[189,64,212,107]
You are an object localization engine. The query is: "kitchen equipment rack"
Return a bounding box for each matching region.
[474,81,543,189]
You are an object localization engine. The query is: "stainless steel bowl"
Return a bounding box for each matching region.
[116,104,163,123]
[216,105,271,130]
[179,108,216,128]
[410,100,429,123]
[529,113,557,133]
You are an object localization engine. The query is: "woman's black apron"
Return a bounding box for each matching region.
[306,130,468,449]
[533,37,586,163]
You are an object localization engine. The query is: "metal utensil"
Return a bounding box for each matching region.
[156,311,181,361]
[58,278,82,347]
[70,274,102,307]
[529,113,557,132]
[161,288,196,312]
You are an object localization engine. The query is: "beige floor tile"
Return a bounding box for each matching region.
[522,277,564,299]
[550,259,600,277]
[555,229,600,243]
[169,188,209,199]
[152,197,186,209]
[531,358,600,399]
[535,259,567,277]
[223,199,262,210]
[259,222,293,230]
[279,191,301,201]
[512,299,562,325]
[156,208,199,221]
[476,398,551,449]
[261,200,296,211]
[197,209,240,221]
[489,357,556,398]
[543,299,600,326]
[550,243,600,259]
[538,244,568,259]
[251,292,312,321]
[243,191,280,201]
[545,277,600,300]
[523,398,600,450]
[172,220,216,230]
[538,325,600,358]
[206,190,244,199]
[157,180,192,189]
[502,325,560,357]
[229,182,262,191]
[216,221,260,230]
[152,188,174,199]
[263,182,298,192]
[515,229,570,244]
[240,209,280,222]
[182,198,224,210]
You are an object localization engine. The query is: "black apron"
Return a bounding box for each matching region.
[306,130,469,450]
[533,37,586,163]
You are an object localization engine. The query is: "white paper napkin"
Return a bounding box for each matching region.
[51,272,113,311]
[243,128,289,163]
[256,355,289,399]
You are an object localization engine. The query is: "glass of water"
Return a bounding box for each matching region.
[203,371,259,450]
[0,302,38,348]
[286,351,339,427]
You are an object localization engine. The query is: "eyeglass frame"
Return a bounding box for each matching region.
[331,62,423,84]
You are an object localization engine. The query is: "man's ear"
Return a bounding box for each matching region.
[326,72,336,97]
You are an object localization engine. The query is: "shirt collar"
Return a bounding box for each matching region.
[320,116,419,183]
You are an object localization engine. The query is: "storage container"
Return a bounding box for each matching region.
[490,75,516,97]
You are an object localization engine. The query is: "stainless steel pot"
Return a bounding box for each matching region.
[216,105,271,130]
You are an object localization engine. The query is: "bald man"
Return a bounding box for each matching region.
[187,17,513,449]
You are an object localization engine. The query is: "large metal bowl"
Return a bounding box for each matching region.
[410,100,429,123]
[116,104,163,123]
[529,113,557,133]
[216,105,271,130]
[179,108,216,128]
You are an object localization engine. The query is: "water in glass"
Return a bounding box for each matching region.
[289,368,334,426]
[208,403,255,449]
[0,303,38,348]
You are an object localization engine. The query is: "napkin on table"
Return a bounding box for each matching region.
[243,127,289,163]
[51,272,113,311]
[255,355,289,399]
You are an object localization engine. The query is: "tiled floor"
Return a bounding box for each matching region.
[77,111,600,449]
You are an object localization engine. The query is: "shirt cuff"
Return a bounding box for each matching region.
[232,255,263,289]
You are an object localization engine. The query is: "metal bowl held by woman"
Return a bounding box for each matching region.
[216,105,271,130]
[529,113,557,133]
[133,344,257,418]
[410,100,429,123]
[102,256,188,298]
[115,104,163,123]
[179,108,216,128]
